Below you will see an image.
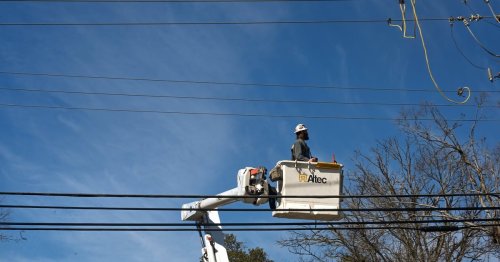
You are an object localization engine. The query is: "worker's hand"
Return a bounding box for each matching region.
[309,157,318,163]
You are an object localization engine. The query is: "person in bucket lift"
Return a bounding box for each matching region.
[291,124,318,162]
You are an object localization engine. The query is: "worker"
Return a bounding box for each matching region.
[291,124,318,162]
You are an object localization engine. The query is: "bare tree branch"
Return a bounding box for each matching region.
[280,103,500,262]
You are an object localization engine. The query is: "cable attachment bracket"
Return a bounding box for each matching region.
[469,14,483,22]
[488,68,500,82]
[449,16,465,23]
[449,15,483,27]
[456,86,471,99]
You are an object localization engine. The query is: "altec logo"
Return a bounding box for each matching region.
[299,173,327,184]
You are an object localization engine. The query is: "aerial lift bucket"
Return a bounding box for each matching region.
[270,160,343,221]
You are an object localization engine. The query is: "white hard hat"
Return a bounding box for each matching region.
[294,124,308,134]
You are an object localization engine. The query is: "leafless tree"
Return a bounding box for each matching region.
[0,208,8,242]
[279,102,499,262]
[0,202,25,242]
[0,207,16,242]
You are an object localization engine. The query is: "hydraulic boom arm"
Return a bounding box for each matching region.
[181,167,269,262]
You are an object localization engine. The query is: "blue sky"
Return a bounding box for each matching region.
[0,0,499,261]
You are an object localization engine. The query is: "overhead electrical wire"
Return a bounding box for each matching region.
[448,15,499,82]
[1,71,498,93]
[1,103,497,121]
[1,219,498,234]
[1,191,498,199]
[463,21,500,58]
[463,0,500,29]
[2,191,497,232]
[0,0,353,3]
[0,226,454,232]
[1,87,497,108]
[0,17,464,27]
[410,0,471,104]
[464,0,475,13]
[484,0,500,23]
[1,204,498,212]
[1,224,498,232]
[485,20,500,28]
[450,23,487,70]
[2,218,498,227]
[387,1,415,38]
[0,227,415,232]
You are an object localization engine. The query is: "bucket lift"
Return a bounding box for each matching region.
[181,161,343,262]
[270,160,343,221]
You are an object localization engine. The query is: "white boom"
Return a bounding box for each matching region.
[181,167,269,262]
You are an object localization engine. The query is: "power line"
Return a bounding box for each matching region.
[450,23,487,70]
[462,1,500,29]
[464,22,500,58]
[2,218,498,227]
[1,103,498,121]
[0,0,353,3]
[0,227,422,232]
[1,224,498,232]
[484,0,500,23]
[1,191,498,199]
[1,204,498,212]
[449,15,500,58]
[0,17,466,27]
[2,87,497,108]
[1,71,498,93]
[485,20,500,29]
[410,0,471,104]
[464,0,475,13]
